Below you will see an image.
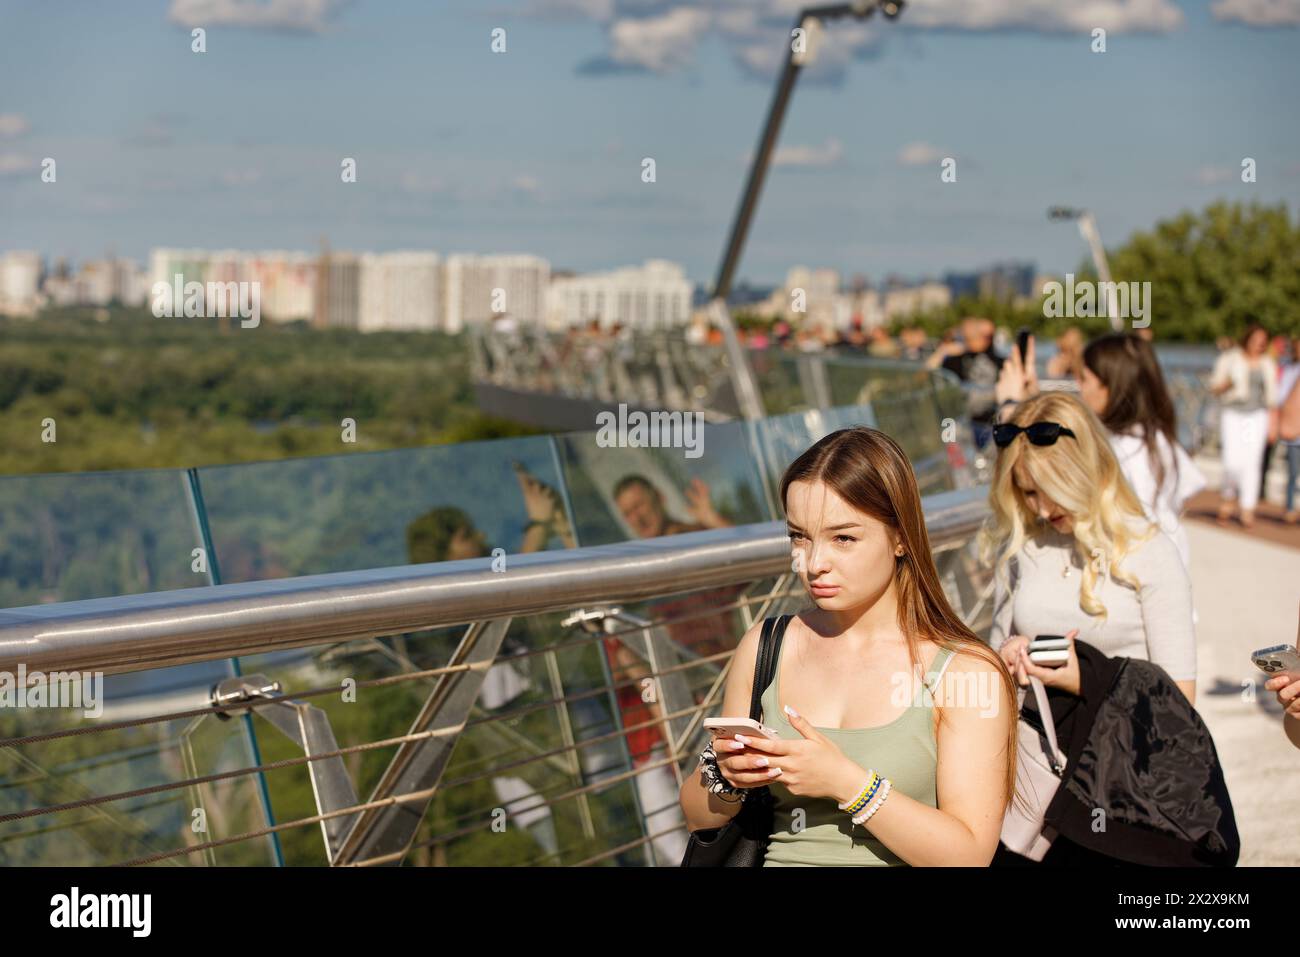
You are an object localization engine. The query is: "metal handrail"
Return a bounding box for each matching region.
[0,486,989,678]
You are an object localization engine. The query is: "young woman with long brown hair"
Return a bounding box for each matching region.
[679,427,1016,865]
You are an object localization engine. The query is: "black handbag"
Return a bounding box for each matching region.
[680,613,790,867]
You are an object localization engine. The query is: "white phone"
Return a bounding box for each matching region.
[704,717,782,740]
[1029,634,1070,668]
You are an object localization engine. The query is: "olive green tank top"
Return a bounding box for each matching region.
[760,640,956,867]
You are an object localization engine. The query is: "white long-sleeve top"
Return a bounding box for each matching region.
[1210,348,1278,407]
[1107,427,1206,572]
[989,524,1198,682]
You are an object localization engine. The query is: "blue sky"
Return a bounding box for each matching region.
[1,0,1298,287]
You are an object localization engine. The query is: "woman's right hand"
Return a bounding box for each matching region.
[995,335,1038,408]
[998,635,1031,685]
[713,735,779,789]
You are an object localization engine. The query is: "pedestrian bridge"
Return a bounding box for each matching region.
[0,347,1294,866]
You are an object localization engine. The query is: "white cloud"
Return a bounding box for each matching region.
[768,137,845,168]
[897,141,946,166]
[0,153,32,176]
[900,0,1183,32]
[532,0,1185,82]
[1211,0,1300,25]
[399,171,447,195]
[512,174,542,196]
[526,0,616,18]
[0,114,30,138]
[607,7,711,73]
[1192,165,1236,185]
[167,0,347,33]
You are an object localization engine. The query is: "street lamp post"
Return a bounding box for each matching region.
[1048,206,1123,332]
[710,1,907,420]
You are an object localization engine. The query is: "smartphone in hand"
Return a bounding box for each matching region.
[1029,634,1069,667]
[704,717,782,740]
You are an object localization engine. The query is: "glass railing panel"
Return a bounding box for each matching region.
[0,469,269,865]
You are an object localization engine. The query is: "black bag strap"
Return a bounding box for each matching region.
[748,614,791,722]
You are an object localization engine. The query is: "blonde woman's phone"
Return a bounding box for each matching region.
[1029,634,1070,667]
[703,717,782,740]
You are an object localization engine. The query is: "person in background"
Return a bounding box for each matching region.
[1264,602,1300,749]
[898,326,928,362]
[1081,334,1205,569]
[1045,327,1084,380]
[1257,335,1292,505]
[685,312,709,346]
[927,316,1005,448]
[773,319,792,347]
[604,474,736,864]
[1268,672,1300,750]
[1209,324,1278,529]
[865,325,899,357]
[1278,336,1300,524]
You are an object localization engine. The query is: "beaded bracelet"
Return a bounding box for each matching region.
[851,778,892,826]
[837,770,881,815]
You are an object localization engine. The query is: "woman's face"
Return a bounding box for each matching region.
[784,479,898,609]
[1013,465,1074,535]
[1076,364,1110,418]
[447,525,487,561]
[1245,329,1268,356]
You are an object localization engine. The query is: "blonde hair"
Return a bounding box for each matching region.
[980,393,1155,619]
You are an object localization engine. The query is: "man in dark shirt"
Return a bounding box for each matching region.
[929,317,1005,448]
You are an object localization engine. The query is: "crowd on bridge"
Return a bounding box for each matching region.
[591,316,1300,866]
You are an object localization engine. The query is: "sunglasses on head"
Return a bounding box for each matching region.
[992,421,1077,448]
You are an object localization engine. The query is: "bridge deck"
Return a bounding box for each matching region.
[1185,509,1299,865]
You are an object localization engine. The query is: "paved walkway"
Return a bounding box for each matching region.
[1185,489,1300,551]
[1185,519,1299,865]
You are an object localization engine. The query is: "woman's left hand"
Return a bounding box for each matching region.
[1016,629,1082,696]
[736,707,861,803]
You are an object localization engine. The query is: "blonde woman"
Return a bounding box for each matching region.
[680,427,1016,866]
[983,393,1197,707]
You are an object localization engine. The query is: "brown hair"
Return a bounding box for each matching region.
[779,426,1018,815]
[1241,323,1269,351]
[1082,333,1180,509]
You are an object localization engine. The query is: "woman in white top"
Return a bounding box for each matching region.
[1209,325,1278,528]
[982,392,1198,706]
[1076,333,1205,571]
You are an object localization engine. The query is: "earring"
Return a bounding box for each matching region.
[895,545,905,557]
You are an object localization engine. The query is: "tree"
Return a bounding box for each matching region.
[1094,200,1300,341]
